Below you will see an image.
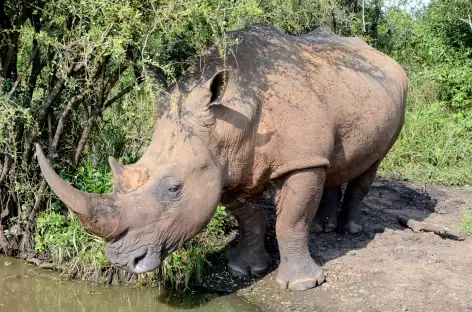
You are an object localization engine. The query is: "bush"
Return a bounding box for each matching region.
[461,210,472,236]
[3,0,472,290]
[378,0,472,185]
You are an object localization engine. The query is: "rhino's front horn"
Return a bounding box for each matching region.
[35,144,120,240]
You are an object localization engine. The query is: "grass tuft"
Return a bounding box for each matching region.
[461,210,472,236]
[379,74,472,186]
[35,161,234,288]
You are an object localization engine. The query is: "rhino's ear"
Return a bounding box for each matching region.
[203,69,237,107]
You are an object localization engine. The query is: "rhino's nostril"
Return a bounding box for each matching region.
[133,249,148,267]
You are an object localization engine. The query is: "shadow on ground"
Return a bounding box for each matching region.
[196,179,438,294]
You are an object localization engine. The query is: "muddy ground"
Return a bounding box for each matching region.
[201,179,472,312]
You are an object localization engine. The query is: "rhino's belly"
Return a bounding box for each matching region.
[324,115,403,188]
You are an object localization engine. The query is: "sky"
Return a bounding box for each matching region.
[383,0,431,11]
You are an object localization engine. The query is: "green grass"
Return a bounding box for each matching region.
[35,204,232,288]
[35,161,233,288]
[461,210,472,236]
[379,76,472,186]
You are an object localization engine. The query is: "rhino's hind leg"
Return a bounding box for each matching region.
[338,159,381,234]
[221,193,271,277]
[313,186,342,233]
[272,168,326,291]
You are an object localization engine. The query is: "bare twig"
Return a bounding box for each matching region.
[23,58,82,164]
[47,109,53,146]
[0,222,7,254]
[26,258,62,270]
[73,110,99,166]
[25,39,45,107]
[50,92,87,156]
[102,76,144,112]
[30,91,86,221]
[398,216,466,241]
[28,179,47,223]
[459,7,472,30]
[0,155,11,184]
[73,64,129,165]
[6,42,40,100]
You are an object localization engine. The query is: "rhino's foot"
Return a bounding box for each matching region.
[313,218,337,233]
[338,212,366,235]
[343,220,364,234]
[276,258,325,291]
[338,207,366,234]
[227,243,271,277]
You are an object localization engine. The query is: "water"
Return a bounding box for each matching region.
[0,257,261,312]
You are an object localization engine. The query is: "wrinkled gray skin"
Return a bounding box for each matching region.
[36,24,407,291]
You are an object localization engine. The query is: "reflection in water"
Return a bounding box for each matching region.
[0,257,260,312]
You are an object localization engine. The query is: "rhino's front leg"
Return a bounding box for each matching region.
[221,192,271,276]
[272,168,326,291]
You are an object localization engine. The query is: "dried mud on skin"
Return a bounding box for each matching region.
[201,179,472,312]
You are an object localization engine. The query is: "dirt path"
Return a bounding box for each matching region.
[203,179,472,311]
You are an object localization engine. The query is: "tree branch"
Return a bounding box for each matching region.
[25,39,45,107]
[23,58,83,164]
[73,109,99,166]
[0,155,11,184]
[101,77,143,112]
[6,43,40,100]
[49,92,86,157]
[0,222,7,254]
[398,216,466,241]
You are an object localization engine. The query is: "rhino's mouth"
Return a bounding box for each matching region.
[125,247,167,274]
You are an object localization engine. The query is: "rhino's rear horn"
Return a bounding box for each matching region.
[108,156,150,194]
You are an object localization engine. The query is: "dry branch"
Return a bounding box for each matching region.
[459,7,472,30]
[0,155,11,184]
[102,75,144,112]
[73,63,132,165]
[0,223,7,253]
[28,179,47,223]
[73,109,99,166]
[398,216,466,241]
[26,258,62,270]
[6,43,40,100]
[51,92,86,154]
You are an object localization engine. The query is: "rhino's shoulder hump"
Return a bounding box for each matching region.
[227,23,286,43]
[299,27,369,48]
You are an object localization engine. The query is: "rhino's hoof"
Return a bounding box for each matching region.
[312,222,324,233]
[324,222,337,233]
[344,220,364,234]
[276,258,325,291]
[313,220,337,234]
[227,244,271,277]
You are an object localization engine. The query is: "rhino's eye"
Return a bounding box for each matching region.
[166,183,182,201]
[167,185,181,193]
[158,176,183,202]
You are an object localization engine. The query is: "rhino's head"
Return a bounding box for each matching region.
[36,70,241,273]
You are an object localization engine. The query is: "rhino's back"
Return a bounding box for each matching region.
[232,25,407,188]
